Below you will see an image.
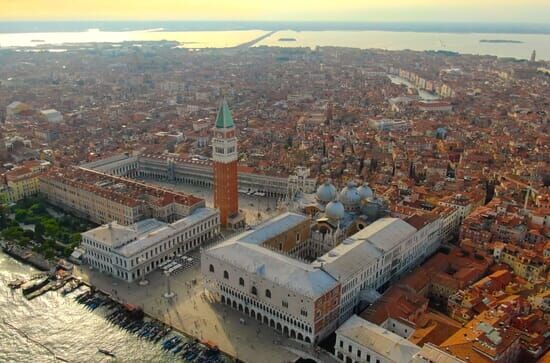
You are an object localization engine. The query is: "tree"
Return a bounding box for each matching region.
[18,237,30,247]
[29,203,46,215]
[44,248,55,260]
[0,203,8,229]
[15,209,29,223]
[23,230,34,240]
[70,233,81,245]
[43,219,60,237]
[61,216,72,228]
[34,222,45,242]
[2,226,25,240]
[63,246,73,256]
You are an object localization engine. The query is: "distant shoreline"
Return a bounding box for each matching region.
[0,41,545,62]
[480,39,524,43]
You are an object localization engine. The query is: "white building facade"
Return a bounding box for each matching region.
[335,315,420,363]
[40,109,63,123]
[82,208,219,282]
[201,215,341,344]
[313,217,441,322]
[202,214,443,344]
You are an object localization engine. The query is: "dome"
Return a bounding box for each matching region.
[362,199,386,220]
[357,183,374,201]
[325,201,345,220]
[339,182,361,207]
[316,181,337,203]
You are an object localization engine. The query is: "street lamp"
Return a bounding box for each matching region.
[137,257,149,286]
[163,269,175,299]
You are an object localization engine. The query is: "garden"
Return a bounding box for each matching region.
[0,196,96,259]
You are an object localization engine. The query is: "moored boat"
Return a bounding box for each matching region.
[21,276,50,295]
[98,348,116,357]
[8,278,26,289]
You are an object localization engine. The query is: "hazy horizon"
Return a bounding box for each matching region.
[1,20,550,35]
[3,0,550,23]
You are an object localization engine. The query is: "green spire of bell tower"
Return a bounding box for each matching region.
[215,98,234,129]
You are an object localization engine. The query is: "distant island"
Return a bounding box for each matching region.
[425,50,459,56]
[278,38,297,42]
[480,39,524,44]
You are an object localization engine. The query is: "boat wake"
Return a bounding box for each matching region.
[3,318,71,363]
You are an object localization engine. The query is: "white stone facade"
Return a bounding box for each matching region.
[313,217,441,323]
[82,208,220,282]
[334,315,420,363]
[202,215,444,344]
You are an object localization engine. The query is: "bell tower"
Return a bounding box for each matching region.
[212,99,240,227]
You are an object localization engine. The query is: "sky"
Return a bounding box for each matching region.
[2,0,549,23]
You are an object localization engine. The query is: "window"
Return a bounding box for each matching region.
[282,300,288,308]
[348,345,352,353]
[300,309,307,317]
[209,264,214,273]
[223,270,229,279]
[239,277,244,286]
[357,350,361,358]
[339,340,343,348]
[265,289,271,298]
[251,286,258,295]
[296,232,300,242]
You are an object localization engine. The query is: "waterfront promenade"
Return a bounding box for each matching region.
[74,254,338,363]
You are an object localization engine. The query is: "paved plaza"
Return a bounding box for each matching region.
[74,251,337,363]
[143,180,282,225]
[74,183,338,362]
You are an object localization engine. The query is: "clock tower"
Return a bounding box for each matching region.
[212,99,241,228]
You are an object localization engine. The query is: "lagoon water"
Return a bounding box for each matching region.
[0,251,179,362]
[255,30,550,60]
[0,28,549,60]
[0,29,268,49]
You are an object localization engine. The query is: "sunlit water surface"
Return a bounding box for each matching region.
[0,251,179,363]
[257,30,550,60]
[1,29,548,59]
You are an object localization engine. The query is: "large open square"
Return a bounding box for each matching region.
[138,180,282,226]
[74,246,338,363]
